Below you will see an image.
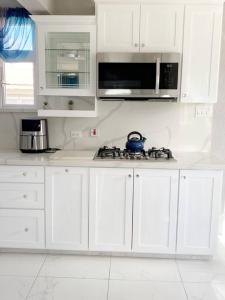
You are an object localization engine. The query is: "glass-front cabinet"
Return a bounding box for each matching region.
[32,16,96,97]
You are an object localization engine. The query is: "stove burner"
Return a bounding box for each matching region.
[96,147,174,161]
[148,147,174,159]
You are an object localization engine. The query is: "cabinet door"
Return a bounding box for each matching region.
[89,168,133,251]
[97,4,140,52]
[36,24,96,96]
[0,209,44,249]
[140,4,184,52]
[177,170,223,255]
[133,169,179,254]
[45,167,89,250]
[181,5,222,103]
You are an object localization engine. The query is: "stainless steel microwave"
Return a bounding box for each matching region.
[97,52,181,100]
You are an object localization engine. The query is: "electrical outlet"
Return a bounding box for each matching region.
[90,128,98,137]
[195,105,213,118]
[70,131,82,138]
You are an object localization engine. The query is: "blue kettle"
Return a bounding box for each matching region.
[126,131,146,152]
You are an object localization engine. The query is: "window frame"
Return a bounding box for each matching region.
[0,55,37,112]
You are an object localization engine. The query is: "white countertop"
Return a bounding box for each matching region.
[0,150,224,170]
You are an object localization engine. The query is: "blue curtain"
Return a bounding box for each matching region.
[0,8,35,62]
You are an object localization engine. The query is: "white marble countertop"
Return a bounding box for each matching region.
[0,150,224,170]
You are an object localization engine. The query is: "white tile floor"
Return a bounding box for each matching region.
[1,251,225,300]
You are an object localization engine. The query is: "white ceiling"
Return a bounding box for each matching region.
[53,0,95,15]
[0,0,21,7]
[0,0,95,14]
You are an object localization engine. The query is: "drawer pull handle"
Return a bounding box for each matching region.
[136,174,140,178]
[128,174,132,178]
[182,176,186,180]
[22,172,27,177]
[23,194,27,199]
[65,169,69,173]
[24,228,29,232]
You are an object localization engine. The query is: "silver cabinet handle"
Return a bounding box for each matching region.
[24,228,29,232]
[40,86,44,90]
[182,176,186,179]
[128,174,132,178]
[134,43,138,47]
[182,93,187,98]
[155,57,161,95]
[23,194,27,199]
[141,43,145,47]
[65,169,69,173]
[136,174,140,178]
[22,172,27,177]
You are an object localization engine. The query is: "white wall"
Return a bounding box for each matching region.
[0,102,212,152]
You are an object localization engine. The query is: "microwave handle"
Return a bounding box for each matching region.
[155,58,161,95]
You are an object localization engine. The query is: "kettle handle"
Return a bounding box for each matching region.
[127,131,143,141]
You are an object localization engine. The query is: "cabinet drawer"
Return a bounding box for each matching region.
[0,184,44,209]
[0,166,44,183]
[0,209,45,249]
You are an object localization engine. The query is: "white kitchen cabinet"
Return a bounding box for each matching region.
[181,5,222,103]
[140,4,184,52]
[45,167,89,250]
[177,170,223,255]
[132,169,179,254]
[0,183,44,209]
[97,3,184,53]
[32,16,96,97]
[97,4,140,52]
[0,166,44,183]
[89,168,133,251]
[0,209,45,249]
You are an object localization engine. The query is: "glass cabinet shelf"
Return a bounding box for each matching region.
[44,32,90,90]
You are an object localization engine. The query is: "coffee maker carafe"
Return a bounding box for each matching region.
[20,119,49,153]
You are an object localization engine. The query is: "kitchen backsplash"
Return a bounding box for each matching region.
[0,101,213,152]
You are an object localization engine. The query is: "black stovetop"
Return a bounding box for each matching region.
[94,146,175,161]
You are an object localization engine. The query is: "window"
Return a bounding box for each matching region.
[2,61,34,107]
[0,8,35,110]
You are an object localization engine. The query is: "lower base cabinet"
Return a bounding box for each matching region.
[45,167,89,250]
[177,170,223,255]
[0,165,222,257]
[0,209,45,249]
[132,169,179,254]
[89,168,133,251]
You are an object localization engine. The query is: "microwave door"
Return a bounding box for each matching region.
[98,62,157,98]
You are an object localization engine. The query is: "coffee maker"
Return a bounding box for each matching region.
[20,119,49,153]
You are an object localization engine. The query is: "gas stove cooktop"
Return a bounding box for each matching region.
[94,146,176,161]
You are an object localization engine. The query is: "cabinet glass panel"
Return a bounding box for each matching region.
[45,32,90,89]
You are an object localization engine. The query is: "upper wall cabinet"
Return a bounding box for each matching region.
[181,5,222,103]
[97,3,184,52]
[97,4,140,52]
[32,16,96,97]
[140,4,184,52]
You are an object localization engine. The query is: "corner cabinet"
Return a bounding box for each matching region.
[177,170,223,255]
[45,167,89,251]
[181,5,222,103]
[32,16,96,97]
